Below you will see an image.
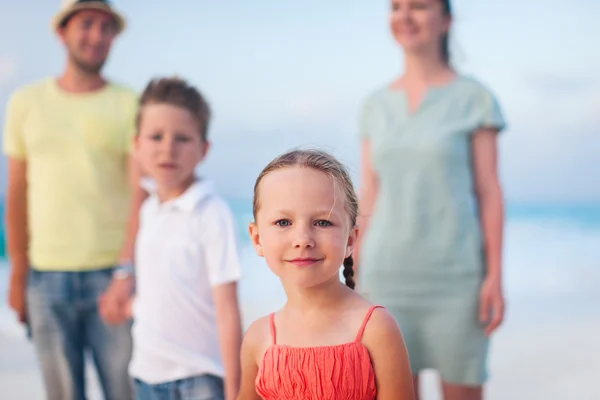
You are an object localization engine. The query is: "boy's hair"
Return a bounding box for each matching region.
[136,77,211,141]
[252,149,358,290]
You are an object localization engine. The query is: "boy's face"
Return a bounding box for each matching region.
[135,103,209,200]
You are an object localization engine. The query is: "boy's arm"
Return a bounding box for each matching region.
[363,308,415,400]
[213,282,243,400]
[203,201,244,399]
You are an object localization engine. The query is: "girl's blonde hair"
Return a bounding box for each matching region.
[252,149,358,289]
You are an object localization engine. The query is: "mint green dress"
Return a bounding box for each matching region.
[357,75,506,385]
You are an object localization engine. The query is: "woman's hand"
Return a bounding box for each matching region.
[479,275,505,336]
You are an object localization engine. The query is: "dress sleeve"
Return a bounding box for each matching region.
[474,87,506,134]
[122,89,140,154]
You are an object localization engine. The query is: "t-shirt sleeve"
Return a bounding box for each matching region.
[358,94,385,141]
[2,90,28,159]
[122,89,140,154]
[474,87,506,133]
[201,200,243,287]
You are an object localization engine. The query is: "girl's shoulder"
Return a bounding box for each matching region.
[242,313,276,363]
[245,314,271,341]
[359,304,405,351]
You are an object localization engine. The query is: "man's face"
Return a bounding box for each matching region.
[58,9,117,74]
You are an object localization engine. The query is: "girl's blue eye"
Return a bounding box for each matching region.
[275,220,291,227]
[315,220,332,227]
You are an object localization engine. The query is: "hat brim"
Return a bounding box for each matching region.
[51,3,126,34]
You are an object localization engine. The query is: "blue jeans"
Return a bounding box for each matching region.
[134,375,224,400]
[27,268,133,400]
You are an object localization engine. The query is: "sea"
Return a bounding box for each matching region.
[0,199,599,338]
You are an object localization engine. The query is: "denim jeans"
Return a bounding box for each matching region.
[27,268,133,400]
[134,375,224,400]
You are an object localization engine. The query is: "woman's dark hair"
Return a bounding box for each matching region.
[252,149,358,290]
[440,0,453,65]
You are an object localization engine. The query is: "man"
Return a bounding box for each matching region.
[3,1,145,399]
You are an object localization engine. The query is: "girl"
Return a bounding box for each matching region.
[236,149,415,400]
[356,1,507,399]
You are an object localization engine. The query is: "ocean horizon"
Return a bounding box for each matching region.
[1,198,599,337]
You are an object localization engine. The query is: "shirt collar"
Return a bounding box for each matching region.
[146,178,214,213]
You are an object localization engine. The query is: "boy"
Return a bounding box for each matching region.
[101,77,243,400]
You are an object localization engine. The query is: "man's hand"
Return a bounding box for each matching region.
[98,276,134,325]
[8,272,27,323]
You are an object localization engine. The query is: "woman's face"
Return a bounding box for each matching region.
[389,0,451,57]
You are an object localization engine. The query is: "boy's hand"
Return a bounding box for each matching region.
[99,276,134,325]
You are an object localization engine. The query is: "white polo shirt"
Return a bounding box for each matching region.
[129,179,242,384]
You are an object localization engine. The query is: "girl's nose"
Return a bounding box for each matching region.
[292,226,315,249]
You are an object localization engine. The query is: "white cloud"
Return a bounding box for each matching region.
[0,57,17,86]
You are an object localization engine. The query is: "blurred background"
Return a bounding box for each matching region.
[0,1,598,399]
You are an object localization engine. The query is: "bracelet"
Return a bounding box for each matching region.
[114,262,135,280]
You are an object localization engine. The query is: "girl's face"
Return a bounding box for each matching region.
[135,103,208,200]
[249,167,357,289]
[389,0,450,56]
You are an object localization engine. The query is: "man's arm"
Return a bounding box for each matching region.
[117,154,147,264]
[6,157,29,323]
[99,155,146,324]
[3,89,30,324]
[214,282,243,400]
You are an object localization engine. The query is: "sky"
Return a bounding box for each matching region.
[0,0,598,203]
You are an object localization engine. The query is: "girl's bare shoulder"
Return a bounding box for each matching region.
[242,313,277,363]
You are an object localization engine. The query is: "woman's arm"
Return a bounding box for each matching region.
[472,128,505,335]
[214,282,243,400]
[236,319,265,400]
[363,309,415,400]
[354,139,379,273]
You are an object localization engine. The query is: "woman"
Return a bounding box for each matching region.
[355,1,506,399]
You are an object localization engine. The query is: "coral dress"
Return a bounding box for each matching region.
[255,305,382,400]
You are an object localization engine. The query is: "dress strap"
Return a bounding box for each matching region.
[269,312,277,345]
[354,305,384,342]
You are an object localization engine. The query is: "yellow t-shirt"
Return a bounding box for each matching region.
[3,78,139,270]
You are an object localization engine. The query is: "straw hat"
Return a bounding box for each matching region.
[51,0,126,34]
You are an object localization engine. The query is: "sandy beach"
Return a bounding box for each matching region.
[2,292,599,400]
[2,245,600,400]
